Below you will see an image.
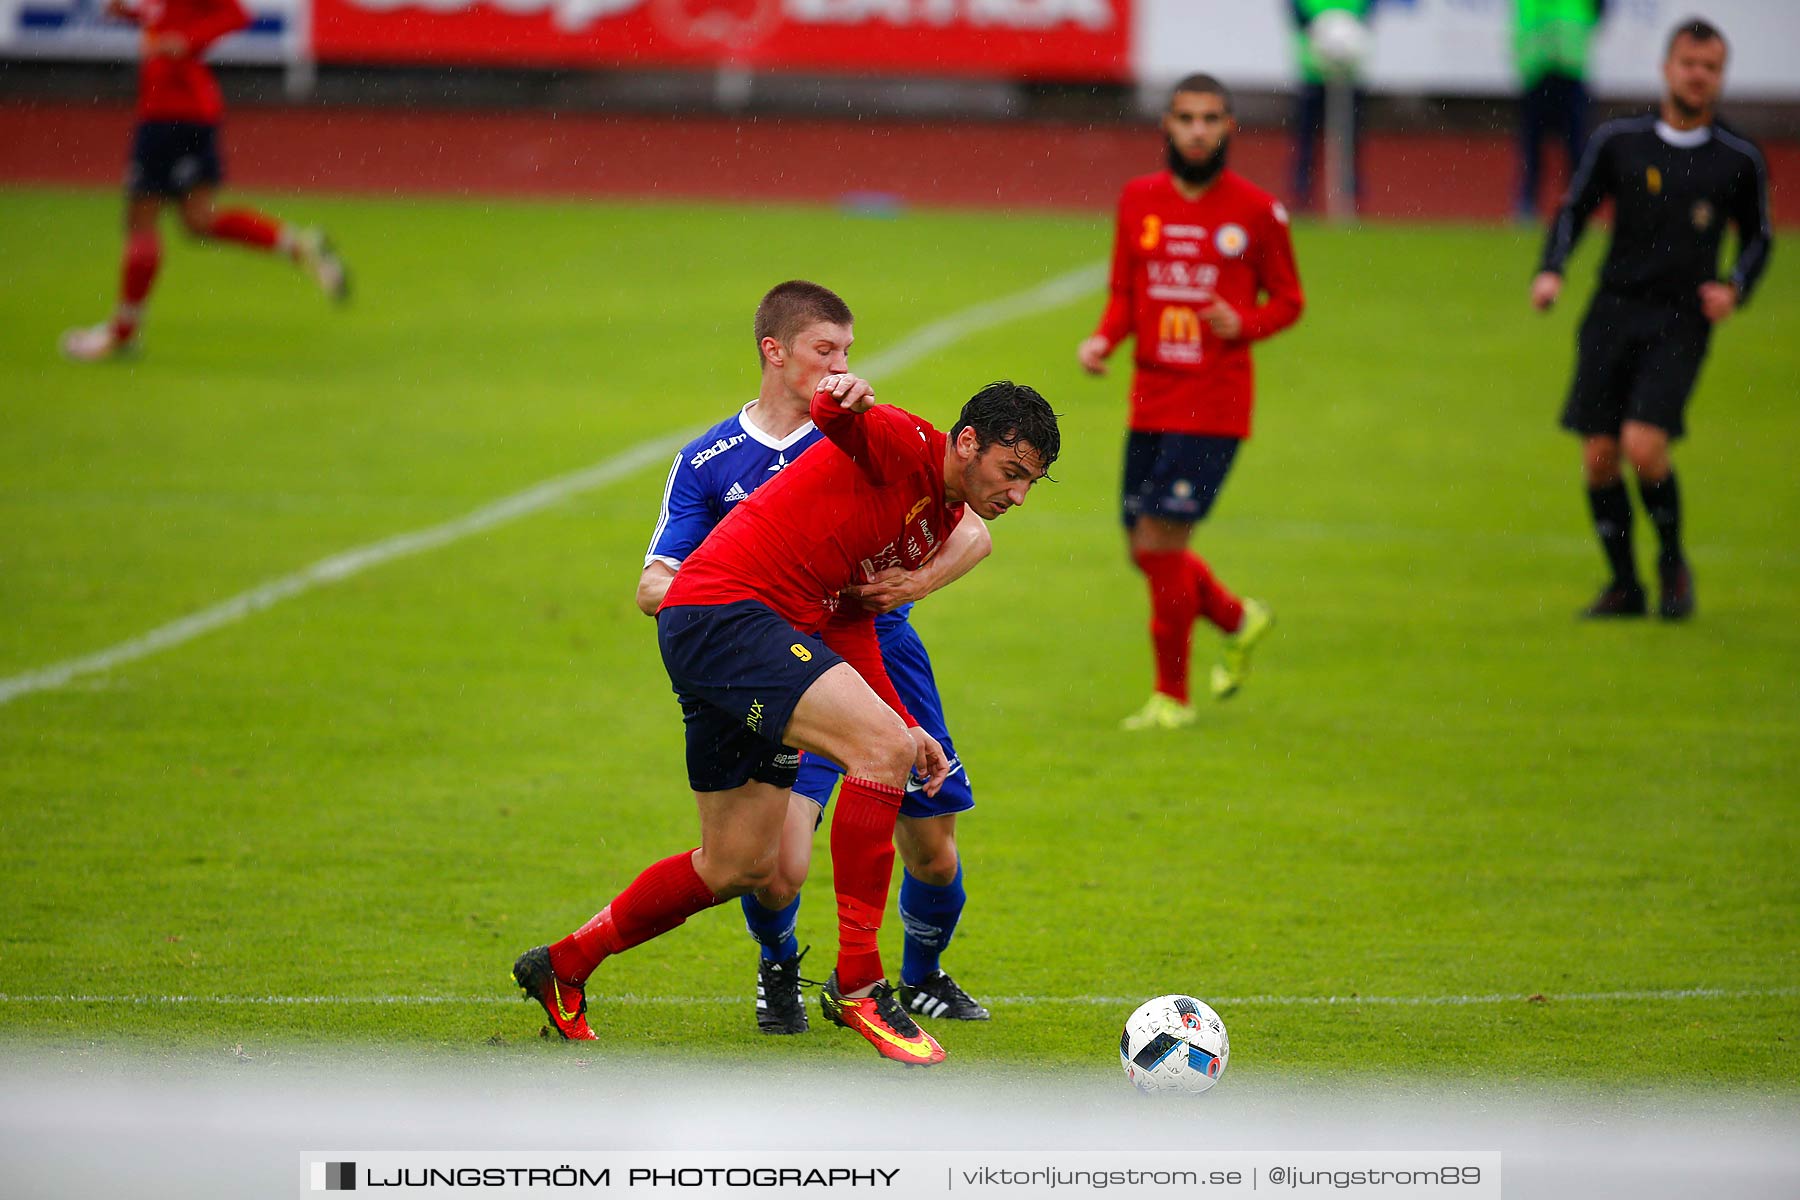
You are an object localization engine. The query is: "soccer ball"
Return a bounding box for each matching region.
[1309,9,1370,75]
[1119,995,1229,1094]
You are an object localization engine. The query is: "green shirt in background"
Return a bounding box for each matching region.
[1515,0,1604,87]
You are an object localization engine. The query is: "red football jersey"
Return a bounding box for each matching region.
[120,0,250,124]
[660,391,965,726]
[1092,169,1304,438]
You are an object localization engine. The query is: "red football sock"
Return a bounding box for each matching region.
[208,208,283,251]
[1187,551,1244,634]
[548,848,719,985]
[1133,548,1198,704]
[831,775,904,994]
[111,230,161,342]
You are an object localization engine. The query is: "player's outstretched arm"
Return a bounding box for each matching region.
[820,611,919,738]
[812,374,925,488]
[846,515,992,614]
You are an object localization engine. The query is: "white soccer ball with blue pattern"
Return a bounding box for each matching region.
[1120,995,1229,1094]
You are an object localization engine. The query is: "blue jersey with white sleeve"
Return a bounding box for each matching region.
[644,402,823,570]
[646,402,919,624]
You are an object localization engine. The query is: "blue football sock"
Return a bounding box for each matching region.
[899,863,965,986]
[740,893,800,962]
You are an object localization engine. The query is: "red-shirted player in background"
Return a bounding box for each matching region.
[1079,73,1305,731]
[61,0,348,362]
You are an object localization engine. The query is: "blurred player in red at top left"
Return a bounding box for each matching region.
[61,0,349,362]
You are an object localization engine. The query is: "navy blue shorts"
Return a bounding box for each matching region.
[793,608,973,821]
[126,122,224,198]
[1562,291,1712,440]
[1121,431,1241,527]
[657,600,842,794]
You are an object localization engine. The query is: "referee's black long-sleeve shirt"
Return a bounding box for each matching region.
[1539,113,1772,307]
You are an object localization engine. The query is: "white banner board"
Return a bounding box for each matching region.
[1137,0,1800,100]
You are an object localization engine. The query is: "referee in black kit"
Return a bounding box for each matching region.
[1530,17,1771,620]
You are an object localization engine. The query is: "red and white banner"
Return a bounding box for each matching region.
[311,0,1131,82]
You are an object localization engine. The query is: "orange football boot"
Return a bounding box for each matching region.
[512,945,598,1040]
[820,971,946,1066]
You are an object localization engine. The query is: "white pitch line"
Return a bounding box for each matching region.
[0,437,686,707]
[1,986,1792,1008]
[854,260,1106,377]
[0,261,1105,708]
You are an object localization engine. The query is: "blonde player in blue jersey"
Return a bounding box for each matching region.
[635,280,995,1034]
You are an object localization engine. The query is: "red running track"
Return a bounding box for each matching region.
[1,102,1792,223]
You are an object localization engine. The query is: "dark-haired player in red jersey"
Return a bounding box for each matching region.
[1080,72,1305,731]
[61,0,348,362]
[511,376,1060,1066]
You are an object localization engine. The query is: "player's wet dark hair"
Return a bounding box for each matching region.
[1170,73,1233,115]
[1666,17,1726,58]
[951,381,1061,477]
[754,280,853,366]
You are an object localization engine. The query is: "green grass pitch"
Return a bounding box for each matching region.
[1,186,1795,1089]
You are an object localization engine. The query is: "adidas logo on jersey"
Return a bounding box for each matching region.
[724,482,749,504]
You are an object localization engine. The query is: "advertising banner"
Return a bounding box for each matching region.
[1137,0,1800,101]
[0,0,300,63]
[310,0,1131,82]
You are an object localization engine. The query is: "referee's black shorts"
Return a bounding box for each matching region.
[1561,291,1712,440]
